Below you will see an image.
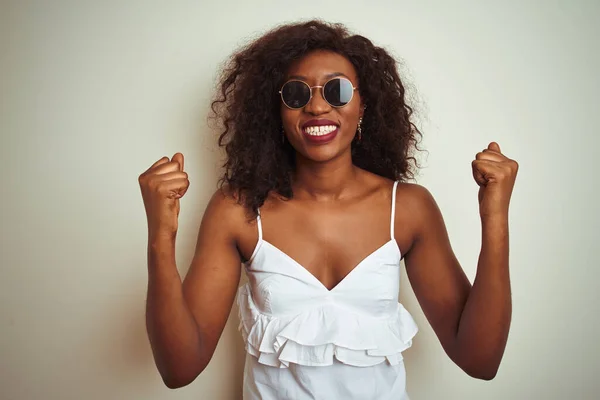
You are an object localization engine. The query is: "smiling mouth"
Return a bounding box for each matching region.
[303,125,338,136]
[300,124,339,144]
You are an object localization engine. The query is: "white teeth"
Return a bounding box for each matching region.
[304,125,338,136]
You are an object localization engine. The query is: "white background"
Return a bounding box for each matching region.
[1,1,599,399]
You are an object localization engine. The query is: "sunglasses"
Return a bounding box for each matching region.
[279,77,358,109]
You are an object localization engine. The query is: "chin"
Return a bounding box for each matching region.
[297,144,349,163]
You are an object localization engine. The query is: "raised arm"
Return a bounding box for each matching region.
[139,153,244,388]
[402,142,518,380]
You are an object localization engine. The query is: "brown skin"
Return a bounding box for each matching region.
[139,50,518,388]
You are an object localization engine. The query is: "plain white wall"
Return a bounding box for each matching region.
[1,1,598,399]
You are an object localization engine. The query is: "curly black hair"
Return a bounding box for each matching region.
[210,19,422,216]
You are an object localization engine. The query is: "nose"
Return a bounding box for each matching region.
[304,87,331,115]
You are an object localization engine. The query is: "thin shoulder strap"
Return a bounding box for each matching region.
[256,208,263,242]
[247,208,264,264]
[390,181,399,240]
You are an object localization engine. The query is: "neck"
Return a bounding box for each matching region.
[292,151,358,201]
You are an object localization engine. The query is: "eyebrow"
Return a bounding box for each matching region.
[287,72,349,81]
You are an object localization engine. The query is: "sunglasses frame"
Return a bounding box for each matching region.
[279,77,358,110]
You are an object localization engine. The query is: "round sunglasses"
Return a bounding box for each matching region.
[279,77,358,109]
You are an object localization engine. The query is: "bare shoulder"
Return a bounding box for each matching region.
[393,182,444,252]
[206,184,245,213]
[203,185,252,236]
[395,182,437,211]
[359,170,436,212]
[200,185,261,262]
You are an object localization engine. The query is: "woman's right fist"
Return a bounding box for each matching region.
[138,153,189,237]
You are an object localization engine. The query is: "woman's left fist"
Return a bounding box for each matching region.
[472,142,519,218]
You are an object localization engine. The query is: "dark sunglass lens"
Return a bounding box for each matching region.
[324,78,354,107]
[281,81,311,108]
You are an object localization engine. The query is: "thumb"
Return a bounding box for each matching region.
[171,153,184,171]
[488,142,501,153]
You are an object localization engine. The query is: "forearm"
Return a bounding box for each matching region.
[145,234,204,388]
[453,215,512,379]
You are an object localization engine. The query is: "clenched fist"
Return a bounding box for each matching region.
[472,142,519,219]
[138,153,189,237]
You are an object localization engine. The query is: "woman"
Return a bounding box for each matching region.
[138,20,518,399]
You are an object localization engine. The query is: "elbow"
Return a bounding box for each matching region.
[453,351,500,381]
[465,367,498,381]
[460,359,500,381]
[163,376,193,390]
[450,344,503,381]
[160,364,206,389]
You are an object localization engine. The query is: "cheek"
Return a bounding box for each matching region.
[342,106,361,126]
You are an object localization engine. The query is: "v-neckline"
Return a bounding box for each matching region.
[258,239,399,293]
